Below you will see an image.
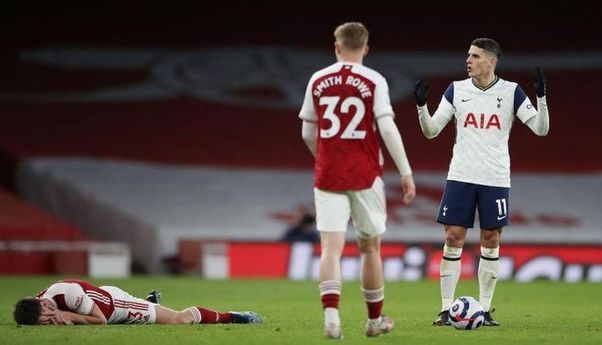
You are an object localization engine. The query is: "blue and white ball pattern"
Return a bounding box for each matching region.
[449,296,485,330]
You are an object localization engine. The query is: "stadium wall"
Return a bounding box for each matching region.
[183,241,602,283]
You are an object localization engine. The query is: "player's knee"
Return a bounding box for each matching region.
[357,236,380,254]
[480,230,500,247]
[358,242,379,255]
[481,237,500,248]
[173,311,193,324]
[444,233,464,247]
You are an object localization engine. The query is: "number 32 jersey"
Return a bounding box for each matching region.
[299,62,394,191]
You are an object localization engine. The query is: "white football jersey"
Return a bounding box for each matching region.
[39,281,97,316]
[430,77,537,187]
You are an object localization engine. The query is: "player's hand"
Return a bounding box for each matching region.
[401,175,416,205]
[39,300,57,325]
[414,80,429,107]
[533,67,546,97]
[52,311,73,325]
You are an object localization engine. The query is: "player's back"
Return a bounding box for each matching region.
[37,279,115,318]
[300,62,394,191]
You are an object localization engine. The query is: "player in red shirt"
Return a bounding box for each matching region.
[13,279,262,325]
[299,22,415,339]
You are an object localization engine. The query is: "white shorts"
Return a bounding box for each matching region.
[314,177,387,238]
[101,286,157,324]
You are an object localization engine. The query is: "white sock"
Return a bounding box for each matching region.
[324,308,340,327]
[319,280,342,327]
[440,244,462,311]
[479,246,500,312]
[185,307,202,324]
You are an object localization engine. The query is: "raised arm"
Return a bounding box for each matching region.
[523,67,549,136]
[414,80,454,139]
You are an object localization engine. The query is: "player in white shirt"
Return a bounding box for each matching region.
[13,279,262,325]
[414,38,549,327]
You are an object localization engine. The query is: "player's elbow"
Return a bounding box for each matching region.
[301,122,317,142]
[92,310,108,325]
[533,126,549,137]
[96,315,108,325]
[422,130,438,139]
[378,126,396,139]
[302,133,314,145]
[419,123,440,139]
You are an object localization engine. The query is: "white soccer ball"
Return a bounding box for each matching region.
[449,296,485,330]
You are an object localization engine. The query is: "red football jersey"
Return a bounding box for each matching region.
[299,62,394,190]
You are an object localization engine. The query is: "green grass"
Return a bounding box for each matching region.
[1,276,600,344]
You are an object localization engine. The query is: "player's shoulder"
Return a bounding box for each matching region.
[350,63,387,84]
[494,78,523,96]
[42,281,78,296]
[453,78,473,89]
[497,77,517,88]
[309,62,343,82]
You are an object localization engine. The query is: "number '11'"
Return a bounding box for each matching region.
[495,198,507,216]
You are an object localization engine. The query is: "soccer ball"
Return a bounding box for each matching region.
[449,296,485,330]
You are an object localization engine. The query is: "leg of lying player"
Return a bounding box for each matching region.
[359,236,393,337]
[155,305,262,325]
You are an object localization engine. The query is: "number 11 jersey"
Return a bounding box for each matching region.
[299,62,395,191]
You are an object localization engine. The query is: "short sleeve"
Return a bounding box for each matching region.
[373,76,394,118]
[64,284,95,315]
[299,77,318,122]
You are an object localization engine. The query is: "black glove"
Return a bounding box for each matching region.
[414,80,429,107]
[533,67,546,98]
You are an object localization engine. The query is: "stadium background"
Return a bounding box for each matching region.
[0,1,600,281]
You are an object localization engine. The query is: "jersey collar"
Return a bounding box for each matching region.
[472,75,499,91]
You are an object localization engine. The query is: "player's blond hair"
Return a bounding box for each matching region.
[334,22,369,51]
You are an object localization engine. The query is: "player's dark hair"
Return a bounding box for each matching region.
[471,38,501,59]
[13,298,42,325]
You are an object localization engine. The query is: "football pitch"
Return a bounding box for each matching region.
[1,276,600,344]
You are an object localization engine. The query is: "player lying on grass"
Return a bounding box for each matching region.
[13,279,262,325]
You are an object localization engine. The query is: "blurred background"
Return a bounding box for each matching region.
[0,1,600,280]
